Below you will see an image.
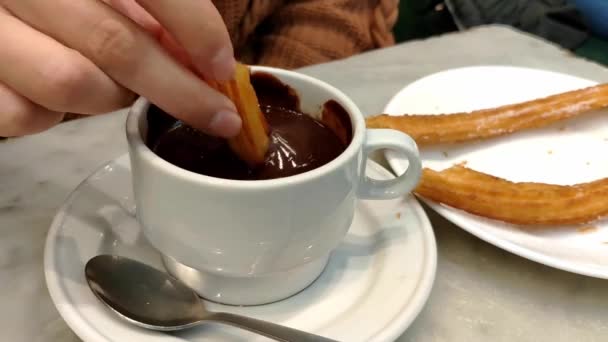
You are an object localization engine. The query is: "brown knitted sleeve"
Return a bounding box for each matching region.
[252,0,398,69]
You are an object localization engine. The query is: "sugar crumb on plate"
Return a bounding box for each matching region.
[396,212,401,219]
[577,226,598,234]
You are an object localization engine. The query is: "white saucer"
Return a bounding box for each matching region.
[383,65,608,278]
[44,154,437,342]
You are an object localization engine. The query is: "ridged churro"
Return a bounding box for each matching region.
[416,165,608,226]
[207,63,270,166]
[366,84,608,146]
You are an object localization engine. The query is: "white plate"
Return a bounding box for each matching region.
[44,154,437,342]
[384,65,608,278]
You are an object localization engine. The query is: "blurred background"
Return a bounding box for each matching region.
[392,0,608,66]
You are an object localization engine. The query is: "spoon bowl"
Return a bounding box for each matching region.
[85,255,337,341]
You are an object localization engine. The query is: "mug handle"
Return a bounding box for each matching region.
[357,129,422,200]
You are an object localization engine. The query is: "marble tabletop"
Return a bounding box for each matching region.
[2,25,608,342]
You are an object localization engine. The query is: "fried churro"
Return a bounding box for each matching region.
[207,63,270,166]
[415,165,608,226]
[366,84,608,146]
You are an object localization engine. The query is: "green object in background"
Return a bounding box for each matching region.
[575,37,608,66]
[393,0,607,67]
[393,0,457,43]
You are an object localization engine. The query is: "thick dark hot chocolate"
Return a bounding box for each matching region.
[146,72,352,181]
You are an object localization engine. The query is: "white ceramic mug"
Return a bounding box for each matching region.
[126,66,421,305]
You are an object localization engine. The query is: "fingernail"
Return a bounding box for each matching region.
[207,110,242,138]
[209,47,236,81]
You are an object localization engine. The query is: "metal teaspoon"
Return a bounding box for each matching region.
[85,255,337,342]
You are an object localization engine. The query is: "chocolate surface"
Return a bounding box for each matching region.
[250,71,300,110]
[146,72,351,181]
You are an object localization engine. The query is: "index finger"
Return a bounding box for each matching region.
[102,0,162,36]
[4,0,241,137]
[101,0,191,66]
[135,0,235,81]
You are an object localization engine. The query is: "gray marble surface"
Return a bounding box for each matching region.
[2,25,608,341]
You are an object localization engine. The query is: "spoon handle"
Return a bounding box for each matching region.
[206,312,339,342]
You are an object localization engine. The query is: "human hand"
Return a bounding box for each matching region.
[0,0,241,137]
